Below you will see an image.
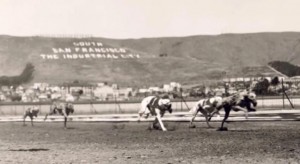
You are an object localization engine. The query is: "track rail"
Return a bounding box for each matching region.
[2,110,300,122]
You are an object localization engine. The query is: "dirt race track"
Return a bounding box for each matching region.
[0,121,300,164]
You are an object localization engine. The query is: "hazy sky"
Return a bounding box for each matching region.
[1,0,300,38]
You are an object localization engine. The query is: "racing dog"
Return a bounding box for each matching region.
[238,92,257,112]
[44,101,74,128]
[210,92,257,131]
[138,96,172,131]
[189,96,223,128]
[23,106,40,126]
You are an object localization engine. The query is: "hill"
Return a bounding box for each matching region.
[0,32,300,86]
[268,61,300,77]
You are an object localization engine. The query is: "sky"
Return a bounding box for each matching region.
[1,0,300,39]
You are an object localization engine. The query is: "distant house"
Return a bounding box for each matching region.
[93,85,114,101]
[50,86,61,93]
[229,78,237,82]
[163,84,172,92]
[148,87,161,93]
[93,84,132,101]
[1,86,10,92]
[222,78,230,82]
[65,94,75,102]
[62,82,94,95]
[112,84,118,89]
[138,88,148,93]
[33,83,49,91]
[136,88,150,97]
[116,88,132,100]
[286,76,300,82]
[244,77,251,82]
[169,82,181,92]
[51,93,62,100]
[236,77,244,82]
[38,94,48,101]
[0,93,6,101]
[106,93,114,100]
[97,82,106,87]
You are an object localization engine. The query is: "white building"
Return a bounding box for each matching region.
[115,88,131,100]
[236,77,244,82]
[33,83,49,91]
[138,88,148,93]
[51,93,62,100]
[0,94,6,101]
[148,87,161,92]
[169,82,182,92]
[163,84,172,92]
[112,84,118,89]
[97,83,106,87]
[93,85,114,100]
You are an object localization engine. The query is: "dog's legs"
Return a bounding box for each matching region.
[190,110,199,126]
[220,106,231,130]
[44,113,49,121]
[151,117,159,130]
[64,116,67,129]
[30,116,34,126]
[202,111,212,128]
[155,108,167,131]
[233,106,248,119]
[23,115,27,126]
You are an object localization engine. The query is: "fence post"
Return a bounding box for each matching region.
[282,79,285,109]
[281,79,294,109]
[0,103,3,115]
[261,94,264,108]
[180,92,183,111]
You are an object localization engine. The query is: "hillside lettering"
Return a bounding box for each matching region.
[40,53,140,59]
[40,41,140,60]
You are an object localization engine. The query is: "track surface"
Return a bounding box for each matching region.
[0,121,300,164]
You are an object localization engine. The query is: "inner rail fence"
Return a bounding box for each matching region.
[0,96,299,116]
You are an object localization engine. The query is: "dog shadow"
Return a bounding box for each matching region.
[227,129,256,133]
[9,148,49,152]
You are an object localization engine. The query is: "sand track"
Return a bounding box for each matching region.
[0,121,299,164]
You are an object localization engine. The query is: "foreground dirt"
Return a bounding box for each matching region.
[0,121,299,164]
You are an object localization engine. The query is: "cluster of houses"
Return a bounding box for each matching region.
[0,81,182,102]
[1,76,300,103]
[223,76,300,95]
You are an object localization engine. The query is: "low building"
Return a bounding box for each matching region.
[93,85,114,101]
[148,87,161,93]
[138,88,148,93]
[62,82,94,95]
[163,84,172,92]
[33,83,49,91]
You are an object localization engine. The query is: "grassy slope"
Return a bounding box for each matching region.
[0,32,300,86]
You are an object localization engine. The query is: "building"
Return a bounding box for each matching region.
[93,85,114,101]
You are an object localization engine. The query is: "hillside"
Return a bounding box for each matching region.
[0,32,300,86]
[268,61,300,77]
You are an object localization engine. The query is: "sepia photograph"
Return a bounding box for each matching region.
[0,0,300,163]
